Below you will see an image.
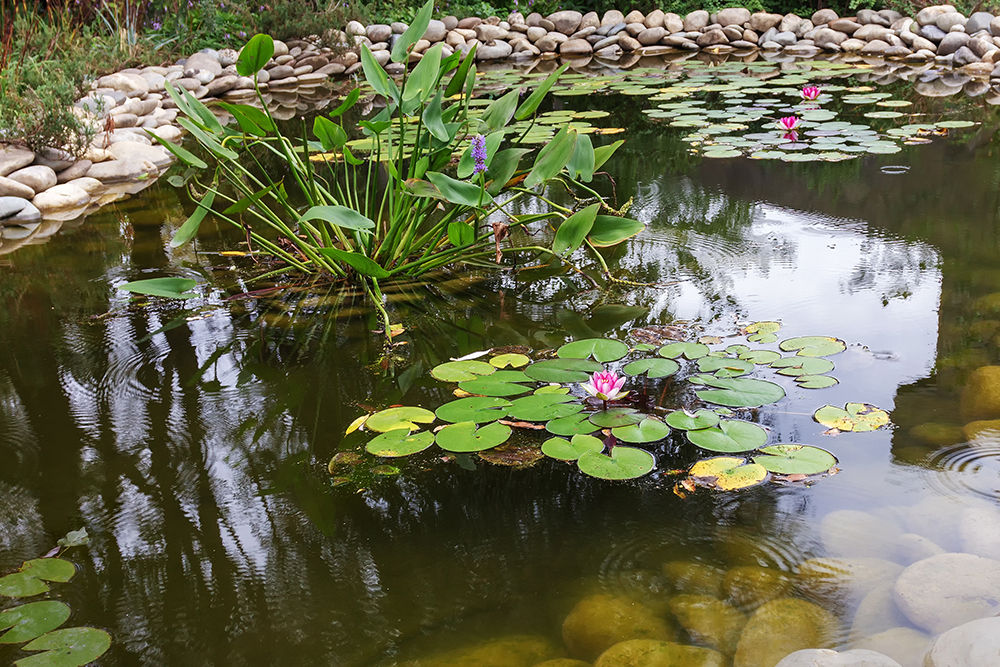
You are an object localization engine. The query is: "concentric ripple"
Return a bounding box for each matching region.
[924,441,1000,501]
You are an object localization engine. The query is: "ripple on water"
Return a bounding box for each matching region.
[925,440,1000,501]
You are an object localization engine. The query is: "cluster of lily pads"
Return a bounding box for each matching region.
[0,529,111,666]
[345,320,891,491]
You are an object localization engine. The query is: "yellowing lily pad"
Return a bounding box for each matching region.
[688,456,768,490]
[365,406,436,432]
[814,403,890,431]
[490,353,530,368]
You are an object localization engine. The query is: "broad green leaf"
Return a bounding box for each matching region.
[403,42,443,103]
[541,434,603,460]
[365,406,435,432]
[237,33,274,76]
[514,64,568,120]
[318,249,389,278]
[328,87,361,118]
[590,408,642,428]
[391,0,433,63]
[0,573,47,598]
[577,446,655,480]
[622,358,680,379]
[659,342,710,360]
[796,375,839,389]
[490,353,530,369]
[556,336,627,362]
[770,356,835,377]
[687,420,767,453]
[444,45,477,98]
[15,626,112,667]
[691,376,786,408]
[301,205,375,233]
[366,429,435,457]
[779,336,847,357]
[524,358,602,383]
[612,418,670,443]
[524,126,577,188]
[435,397,511,423]
[587,215,645,247]
[545,413,600,436]
[426,171,493,207]
[435,421,512,452]
[458,370,532,397]
[361,45,399,102]
[753,444,837,475]
[176,117,237,160]
[726,345,781,365]
[481,89,519,132]
[813,403,889,432]
[447,221,475,246]
[146,130,207,169]
[696,356,754,378]
[688,456,768,490]
[0,601,71,644]
[553,204,600,257]
[566,133,595,182]
[508,393,583,421]
[170,190,215,248]
[485,147,530,195]
[593,139,624,170]
[21,559,75,583]
[422,91,450,142]
[56,530,88,549]
[665,409,720,431]
[217,101,275,135]
[119,277,197,299]
[431,360,494,382]
[313,116,347,150]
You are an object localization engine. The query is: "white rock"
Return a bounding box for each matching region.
[96,72,150,96]
[776,648,902,666]
[894,552,1000,634]
[32,184,91,214]
[0,146,36,177]
[958,506,1000,559]
[923,616,1000,666]
[821,510,903,558]
[851,584,910,638]
[107,141,173,168]
[6,166,57,194]
[0,175,36,199]
[65,177,104,195]
[852,627,931,667]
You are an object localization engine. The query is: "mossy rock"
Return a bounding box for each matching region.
[661,561,725,597]
[403,634,562,666]
[938,349,991,374]
[722,566,792,611]
[962,419,1000,441]
[972,292,1000,315]
[667,594,746,654]
[733,598,840,667]
[907,423,964,447]
[562,594,676,661]
[968,319,1000,342]
[961,366,1000,421]
[796,558,903,607]
[534,660,591,667]
[593,639,726,667]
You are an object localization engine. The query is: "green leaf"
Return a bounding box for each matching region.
[688,457,768,490]
[366,429,435,457]
[166,80,223,134]
[514,64,568,120]
[328,87,361,118]
[577,446,655,480]
[612,418,670,443]
[436,421,511,452]
[796,375,839,389]
[458,370,533,397]
[770,356,835,377]
[431,360,494,382]
[119,277,198,300]
[318,249,389,278]
[176,117,237,160]
[665,409,720,431]
[436,397,511,423]
[365,406,436,432]
[217,101,275,135]
[21,559,75,583]
[56,530,88,549]
[727,345,781,365]
[490,353,530,369]
[691,376,786,408]
[556,336,627,363]
[779,336,847,357]
[0,601,71,644]
[0,573,47,598]
[553,204,600,257]
[508,393,583,421]
[696,356,754,378]
[481,89,520,132]
[525,126,577,188]
[426,171,493,207]
[593,139,624,171]
[587,215,645,247]
[458,131,504,178]
[590,408,642,428]
[300,205,375,233]
[422,91,450,142]
[313,116,347,150]
[541,434,603,460]
[403,42,443,103]
[146,130,207,169]
[170,190,215,248]
[447,221,475,247]
[658,342,710,360]
[813,403,889,432]
[486,147,529,195]
[15,627,112,667]
[221,182,279,215]
[361,45,398,102]
[545,413,600,436]
[391,0,433,63]
[622,358,679,379]
[524,358,602,383]
[687,420,767,453]
[237,33,274,75]
[444,44,477,98]
[753,444,838,475]
[567,133,595,182]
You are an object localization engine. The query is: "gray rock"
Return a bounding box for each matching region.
[10,202,40,223]
[750,12,782,32]
[7,166,56,194]
[966,11,994,35]
[969,35,998,58]
[780,12,805,33]
[0,196,29,219]
[477,40,513,59]
[992,15,1000,36]
[185,52,222,76]
[812,9,838,25]
[723,25,744,41]
[774,31,797,46]
[851,583,911,638]
[423,19,446,42]
[855,24,894,41]
[56,160,93,184]
[775,648,902,666]
[637,27,666,45]
[936,12,967,32]
[95,72,150,96]
[367,24,392,43]
[894,552,1000,634]
[939,31,971,55]
[815,28,848,49]
[218,48,238,67]
[697,29,729,47]
[32,147,74,172]
[853,627,931,667]
[601,9,625,27]
[0,147,35,177]
[32,183,90,214]
[921,24,948,42]
[592,34,620,50]
[861,39,891,55]
[717,8,751,27]
[923,616,1000,667]
[0,175,35,199]
[830,19,862,35]
[684,10,709,31]
[857,9,890,26]
[476,23,508,42]
[548,10,583,34]
[85,157,158,183]
[559,38,592,55]
[894,533,945,565]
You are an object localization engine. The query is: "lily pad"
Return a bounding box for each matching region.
[524,358,603,383]
[590,408,643,428]
[458,370,533,397]
[612,418,671,443]
[753,444,837,474]
[697,356,754,378]
[430,360,496,382]
[770,356,835,376]
[0,601,71,644]
[541,434,604,460]
[577,446,655,480]
[436,397,511,423]
[478,443,544,467]
[490,353,530,368]
[688,456,768,491]
[508,393,583,421]
[665,409,720,431]
[557,338,629,362]
[779,336,847,357]
[366,429,435,457]
[20,559,75,584]
[658,342,710,360]
[622,357,680,379]
[795,375,838,389]
[15,627,112,667]
[545,413,600,436]
[435,421,512,452]
[687,420,768,453]
[366,406,436,432]
[0,574,48,598]
[691,376,786,408]
[727,345,781,365]
[814,403,890,431]
[119,277,197,299]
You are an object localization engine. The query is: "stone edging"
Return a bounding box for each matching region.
[2,3,1000,239]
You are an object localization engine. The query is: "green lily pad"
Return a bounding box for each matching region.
[665,409,720,431]
[20,559,75,584]
[936,120,975,129]
[366,429,435,457]
[15,626,112,667]
[612,418,671,443]
[590,408,643,428]
[577,446,655,480]
[524,358,603,383]
[430,360,496,382]
[458,370,533,397]
[0,601,71,644]
[697,356,754,378]
[490,353,530,368]
[508,393,583,421]
[546,413,600,436]
[435,421,512,452]
[0,574,48,598]
[770,356,835,376]
[753,444,837,474]
[726,345,781,365]
[687,420,768,453]
[814,403,890,432]
[436,397,511,423]
[557,338,629,362]
[688,456,768,491]
[365,406,436,432]
[541,434,604,460]
[779,336,847,357]
[534,385,570,395]
[119,277,198,299]
[796,375,839,389]
[622,358,680,379]
[658,342,710,360]
[691,376,786,408]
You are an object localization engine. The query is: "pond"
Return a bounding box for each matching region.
[2,56,1000,666]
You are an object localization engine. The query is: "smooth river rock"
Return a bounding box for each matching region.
[960,365,1000,419]
[0,147,36,177]
[922,616,1000,666]
[893,552,1000,634]
[6,165,57,194]
[594,639,725,667]
[561,594,675,661]
[31,184,91,214]
[0,175,36,199]
[852,627,931,667]
[668,594,746,653]
[723,565,792,609]
[0,196,29,219]
[734,598,839,667]
[820,510,903,558]
[797,558,903,605]
[775,648,902,666]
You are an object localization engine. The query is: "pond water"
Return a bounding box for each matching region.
[3,58,1000,666]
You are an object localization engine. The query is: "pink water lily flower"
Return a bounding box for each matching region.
[582,370,629,401]
[801,85,821,101]
[778,116,800,131]
[782,130,799,142]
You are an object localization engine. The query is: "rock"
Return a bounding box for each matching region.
[776,649,902,666]
[96,72,149,96]
[717,8,751,27]
[593,34,620,50]
[64,177,102,196]
[6,166,56,194]
[855,24,893,40]
[894,552,1000,634]
[561,594,675,661]
[624,9,644,24]
[548,10,583,34]
[936,12,967,32]
[966,11,993,35]
[637,27,666,45]
[894,533,945,565]
[478,40,513,59]
[953,46,981,67]
[618,35,640,51]
[107,141,172,168]
[401,634,560,666]
[535,33,563,51]
[367,24,392,42]
[992,15,1000,36]
[184,52,222,76]
[0,175,35,199]
[820,510,903,559]
[969,35,997,58]
[960,365,1000,420]
[601,10,625,27]
[345,20,365,36]
[697,29,730,47]
[921,24,948,42]
[938,31,970,56]
[908,423,962,445]
[55,160,93,184]
[476,23,508,42]
[723,566,792,609]
[958,506,1000,559]
[0,196,29,219]
[9,202,40,223]
[853,627,930,667]
[780,13,806,33]
[923,616,1000,666]
[32,184,90,214]
[734,598,839,667]
[830,19,862,35]
[0,147,36,177]
[32,147,74,172]
[579,11,599,29]
[851,584,910,638]
[797,558,903,605]
[815,28,848,49]
[774,31,798,46]
[668,594,746,653]
[684,10,710,32]
[662,561,725,597]
[812,9,838,25]
[663,13,683,33]
[423,19,446,42]
[217,48,238,67]
[594,639,725,667]
[916,5,954,27]
[536,661,589,667]
[85,157,158,183]
[750,12,782,32]
[204,75,238,96]
[644,9,664,29]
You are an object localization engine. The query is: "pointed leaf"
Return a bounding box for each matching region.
[119,277,198,299]
[237,33,274,75]
[318,249,390,278]
[313,116,347,150]
[171,190,215,247]
[587,215,645,247]
[426,171,493,207]
[553,204,599,256]
[301,205,375,232]
[146,130,207,169]
[444,44,478,97]
[593,139,624,170]
[329,87,361,118]
[567,132,595,182]
[482,89,519,132]
[514,64,568,120]
[391,0,434,63]
[525,126,577,188]
[403,42,443,102]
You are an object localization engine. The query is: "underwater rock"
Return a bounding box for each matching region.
[852,627,930,667]
[775,648,901,666]
[733,598,839,667]
[562,594,675,661]
[907,423,963,446]
[958,507,1000,559]
[961,418,1000,440]
[796,558,903,606]
[593,639,725,667]
[849,583,909,638]
[892,533,945,566]
[922,616,1000,666]
[960,365,1000,420]
[661,561,725,597]
[894,552,1000,634]
[667,594,746,653]
[401,634,561,666]
[819,510,903,559]
[722,565,792,610]
[534,660,590,667]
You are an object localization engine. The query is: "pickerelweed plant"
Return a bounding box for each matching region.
[151,0,644,343]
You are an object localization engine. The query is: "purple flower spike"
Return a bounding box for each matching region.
[471,134,487,176]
